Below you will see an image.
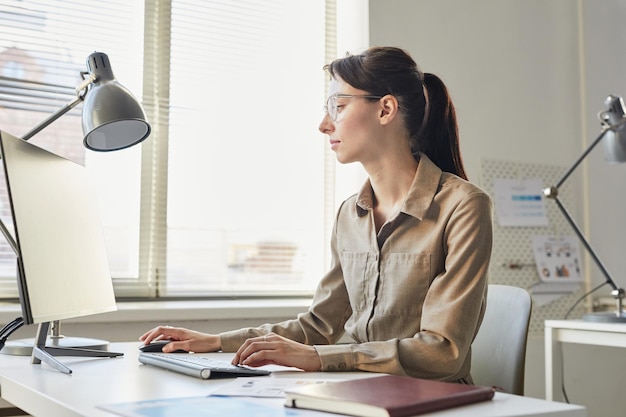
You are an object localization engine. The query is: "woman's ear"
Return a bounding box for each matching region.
[378,94,399,125]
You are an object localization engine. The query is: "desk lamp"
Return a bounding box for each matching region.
[21,51,150,149]
[543,95,626,323]
[0,51,150,356]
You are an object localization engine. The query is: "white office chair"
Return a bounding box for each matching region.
[471,284,532,395]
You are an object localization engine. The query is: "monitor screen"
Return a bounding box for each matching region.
[0,130,116,325]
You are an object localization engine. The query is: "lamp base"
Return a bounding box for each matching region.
[0,336,109,356]
[582,311,626,323]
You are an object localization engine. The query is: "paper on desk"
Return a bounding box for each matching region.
[209,377,336,398]
[99,395,327,417]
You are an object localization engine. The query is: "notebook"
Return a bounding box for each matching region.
[138,352,271,379]
[284,374,495,417]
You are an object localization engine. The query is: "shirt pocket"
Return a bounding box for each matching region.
[339,251,375,313]
[379,252,431,317]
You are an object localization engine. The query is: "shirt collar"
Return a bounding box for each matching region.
[355,153,442,220]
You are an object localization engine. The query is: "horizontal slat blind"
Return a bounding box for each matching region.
[0,0,145,298]
[162,0,329,296]
[0,0,335,299]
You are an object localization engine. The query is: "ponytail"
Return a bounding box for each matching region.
[420,73,467,180]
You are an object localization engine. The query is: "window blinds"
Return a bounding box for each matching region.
[0,0,336,299]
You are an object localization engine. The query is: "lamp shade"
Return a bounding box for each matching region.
[81,52,151,151]
[602,95,626,163]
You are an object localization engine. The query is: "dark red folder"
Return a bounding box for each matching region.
[284,374,495,417]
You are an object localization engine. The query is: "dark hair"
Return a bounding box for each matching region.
[325,46,467,180]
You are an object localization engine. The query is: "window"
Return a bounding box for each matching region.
[0,0,343,299]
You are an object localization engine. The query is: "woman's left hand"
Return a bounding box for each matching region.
[231,333,322,371]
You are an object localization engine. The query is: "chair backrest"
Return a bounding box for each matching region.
[471,284,532,395]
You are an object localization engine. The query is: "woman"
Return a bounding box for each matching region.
[140,46,493,384]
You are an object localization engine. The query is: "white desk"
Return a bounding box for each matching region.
[545,319,626,401]
[0,342,585,417]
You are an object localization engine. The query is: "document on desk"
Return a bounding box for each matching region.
[99,395,329,416]
[209,377,336,398]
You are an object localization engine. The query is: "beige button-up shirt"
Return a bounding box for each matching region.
[220,154,493,383]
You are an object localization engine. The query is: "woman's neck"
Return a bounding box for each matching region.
[367,154,418,231]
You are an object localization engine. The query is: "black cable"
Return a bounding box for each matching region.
[559,341,570,404]
[0,317,24,350]
[564,282,607,320]
[559,281,609,403]
[0,317,24,337]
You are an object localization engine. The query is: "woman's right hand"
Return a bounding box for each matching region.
[139,325,220,353]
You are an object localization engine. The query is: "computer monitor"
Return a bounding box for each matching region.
[0,130,122,373]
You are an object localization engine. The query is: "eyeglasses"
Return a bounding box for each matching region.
[323,94,383,121]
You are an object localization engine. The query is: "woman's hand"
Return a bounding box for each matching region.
[231,333,322,371]
[139,325,220,353]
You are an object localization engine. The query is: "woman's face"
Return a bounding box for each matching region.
[318,76,384,165]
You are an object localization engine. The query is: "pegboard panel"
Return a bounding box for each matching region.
[480,159,586,336]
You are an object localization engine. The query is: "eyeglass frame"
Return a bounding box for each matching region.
[323,93,383,121]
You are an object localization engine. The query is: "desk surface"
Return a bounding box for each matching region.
[0,342,586,417]
[544,319,626,402]
[545,319,626,333]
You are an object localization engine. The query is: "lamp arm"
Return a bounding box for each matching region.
[552,196,619,292]
[554,127,610,189]
[0,218,18,256]
[21,95,84,141]
[21,73,96,141]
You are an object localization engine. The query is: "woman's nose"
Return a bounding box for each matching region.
[318,114,333,134]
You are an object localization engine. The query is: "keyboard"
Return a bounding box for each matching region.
[138,352,271,379]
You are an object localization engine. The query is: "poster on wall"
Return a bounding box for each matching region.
[529,235,582,300]
[531,235,583,284]
[493,178,549,227]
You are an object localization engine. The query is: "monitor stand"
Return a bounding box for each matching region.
[29,322,123,374]
[1,318,110,356]
[1,335,109,356]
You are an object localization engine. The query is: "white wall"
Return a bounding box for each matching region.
[368,0,584,182]
[367,1,626,416]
